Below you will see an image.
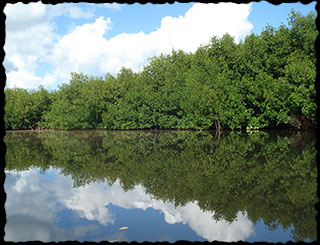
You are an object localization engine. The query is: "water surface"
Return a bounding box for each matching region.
[4,130,317,242]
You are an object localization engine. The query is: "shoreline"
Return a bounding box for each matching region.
[4,127,316,133]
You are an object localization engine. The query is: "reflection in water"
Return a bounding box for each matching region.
[5,168,253,242]
[4,130,317,242]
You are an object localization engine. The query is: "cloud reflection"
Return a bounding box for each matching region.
[5,168,254,242]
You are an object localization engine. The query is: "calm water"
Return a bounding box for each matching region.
[4,130,317,242]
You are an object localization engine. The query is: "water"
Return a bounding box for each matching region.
[4,130,317,242]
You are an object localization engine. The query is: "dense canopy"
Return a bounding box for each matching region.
[4,10,317,130]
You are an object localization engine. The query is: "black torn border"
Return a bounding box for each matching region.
[0,0,319,244]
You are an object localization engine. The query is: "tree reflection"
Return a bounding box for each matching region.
[5,130,317,241]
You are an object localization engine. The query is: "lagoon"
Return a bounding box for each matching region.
[4,130,317,242]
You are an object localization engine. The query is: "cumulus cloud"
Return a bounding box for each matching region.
[68,5,95,19]
[4,2,49,32]
[4,3,253,89]
[5,168,255,242]
[152,2,252,52]
[4,2,94,33]
[5,21,59,69]
[99,3,123,11]
[4,2,95,89]
[51,17,112,72]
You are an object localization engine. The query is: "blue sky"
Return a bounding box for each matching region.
[4,2,317,90]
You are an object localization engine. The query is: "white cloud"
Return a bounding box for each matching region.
[52,16,112,65]
[5,21,59,70]
[4,2,48,32]
[6,68,58,89]
[99,3,123,11]
[4,3,94,31]
[68,5,95,19]
[4,3,253,89]
[4,2,97,89]
[154,2,253,50]
[5,168,255,242]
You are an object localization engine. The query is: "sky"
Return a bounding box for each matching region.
[3,1,317,90]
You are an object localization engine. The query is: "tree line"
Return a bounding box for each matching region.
[4,10,317,130]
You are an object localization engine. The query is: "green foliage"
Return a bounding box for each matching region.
[139,50,193,129]
[4,10,317,130]
[4,86,52,129]
[5,130,317,241]
[5,88,32,129]
[42,73,91,129]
